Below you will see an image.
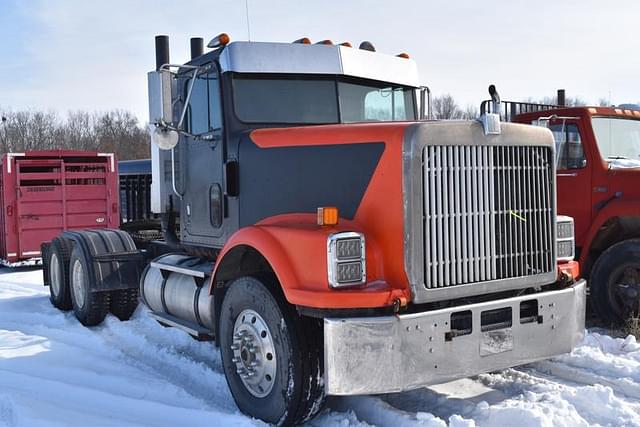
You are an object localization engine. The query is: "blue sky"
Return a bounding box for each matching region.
[1,0,639,122]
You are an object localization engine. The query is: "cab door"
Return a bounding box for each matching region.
[181,64,225,244]
[550,119,592,244]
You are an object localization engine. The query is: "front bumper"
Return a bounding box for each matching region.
[324,279,586,395]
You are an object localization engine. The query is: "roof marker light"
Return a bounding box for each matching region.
[588,108,598,114]
[207,33,230,48]
[293,37,311,44]
[316,39,333,45]
[339,42,352,48]
[396,52,410,59]
[359,41,376,52]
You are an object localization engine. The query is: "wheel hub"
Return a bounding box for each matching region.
[613,265,640,315]
[50,253,61,296]
[230,309,276,398]
[71,259,85,309]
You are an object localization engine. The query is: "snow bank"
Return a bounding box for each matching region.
[1,267,639,426]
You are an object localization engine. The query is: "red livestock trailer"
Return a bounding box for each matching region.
[0,150,119,264]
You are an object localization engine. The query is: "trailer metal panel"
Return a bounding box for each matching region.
[0,151,119,263]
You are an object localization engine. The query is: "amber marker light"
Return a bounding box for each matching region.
[293,37,311,44]
[317,207,339,226]
[396,52,410,59]
[339,42,352,48]
[316,39,334,45]
[207,33,230,48]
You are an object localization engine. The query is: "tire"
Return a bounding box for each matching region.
[69,244,110,326]
[219,276,325,426]
[47,237,73,311]
[590,238,640,325]
[110,288,139,321]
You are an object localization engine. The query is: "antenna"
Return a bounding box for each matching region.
[245,0,252,41]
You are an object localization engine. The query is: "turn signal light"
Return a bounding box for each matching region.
[293,37,311,44]
[558,260,580,282]
[207,33,230,48]
[317,207,339,226]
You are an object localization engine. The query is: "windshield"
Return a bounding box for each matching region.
[592,117,640,166]
[232,75,416,124]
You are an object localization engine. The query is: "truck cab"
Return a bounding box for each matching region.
[42,37,586,426]
[483,96,640,324]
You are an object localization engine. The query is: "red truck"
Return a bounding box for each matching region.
[40,37,586,425]
[0,151,118,264]
[482,89,640,324]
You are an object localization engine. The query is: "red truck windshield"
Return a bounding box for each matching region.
[592,117,640,163]
[232,75,416,124]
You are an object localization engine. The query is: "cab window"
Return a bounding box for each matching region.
[549,123,586,170]
[185,66,223,135]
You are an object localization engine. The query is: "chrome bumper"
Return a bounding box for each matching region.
[324,279,586,395]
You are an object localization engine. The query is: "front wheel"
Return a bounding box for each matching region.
[219,276,325,426]
[590,239,640,325]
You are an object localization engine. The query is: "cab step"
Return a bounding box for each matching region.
[148,311,215,341]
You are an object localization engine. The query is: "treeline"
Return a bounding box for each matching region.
[0,110,149,160]
[429,93,618,120]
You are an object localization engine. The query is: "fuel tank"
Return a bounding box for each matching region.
[140,253,215,330]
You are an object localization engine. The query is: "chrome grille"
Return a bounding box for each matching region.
[423,145,554,289]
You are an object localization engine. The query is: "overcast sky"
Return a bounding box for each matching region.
[1,0,639,122]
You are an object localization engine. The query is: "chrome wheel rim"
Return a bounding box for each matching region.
[231,309,277,398]
[71,259,86,309]
[50,253,62,296]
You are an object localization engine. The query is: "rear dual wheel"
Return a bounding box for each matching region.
[69,245,110,326]
[47,237,74,311]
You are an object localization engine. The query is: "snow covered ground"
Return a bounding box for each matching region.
[1,267,639,427]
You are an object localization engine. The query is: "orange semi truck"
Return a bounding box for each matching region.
[41,35,585,425]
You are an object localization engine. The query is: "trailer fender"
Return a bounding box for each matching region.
[579,199,640,272]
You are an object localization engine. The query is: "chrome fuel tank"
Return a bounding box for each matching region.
[140,253,215,330]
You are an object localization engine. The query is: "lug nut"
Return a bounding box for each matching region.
[230,344,239,350]
[231,357,240,363]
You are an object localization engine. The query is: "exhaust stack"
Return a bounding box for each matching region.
[557,89,566,106]
[190,37,204,59]
[155,35,170,70]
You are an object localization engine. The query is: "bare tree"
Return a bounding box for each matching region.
[461,104,479,120]
[432,94,463,120]
[0,108,150,160]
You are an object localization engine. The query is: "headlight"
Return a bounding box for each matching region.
[556,216,575,261]
[327,232,366,288]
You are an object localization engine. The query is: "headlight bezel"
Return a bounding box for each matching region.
[327,232,366,288]
[556,215,575,262]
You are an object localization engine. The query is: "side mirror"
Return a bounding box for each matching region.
[148,70,172,126]
[148,70,178,150]
[149,125,179,150]
[418,86,431,120]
